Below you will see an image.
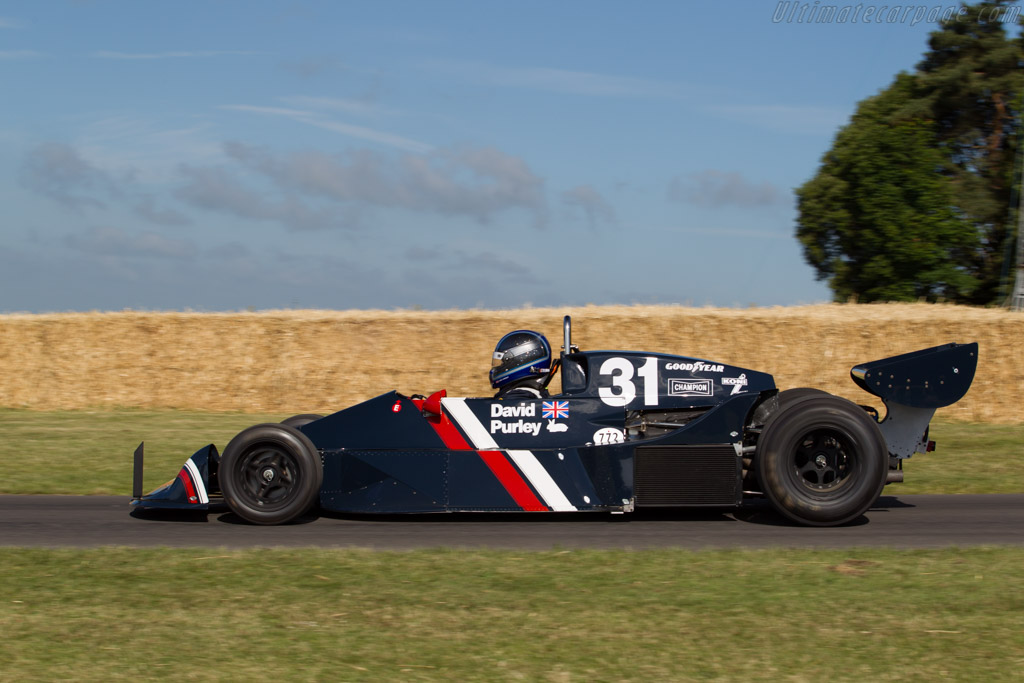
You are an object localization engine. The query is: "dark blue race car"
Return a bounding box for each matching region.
[132,316,977,527]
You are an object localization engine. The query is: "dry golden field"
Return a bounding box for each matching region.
[0,304,1020,422]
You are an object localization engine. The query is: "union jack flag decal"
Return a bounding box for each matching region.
[542,400,569,419]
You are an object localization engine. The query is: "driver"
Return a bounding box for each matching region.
[490,330,553,399]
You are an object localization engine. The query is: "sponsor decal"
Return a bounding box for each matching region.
[490,402,540,436]
[491,403,536,418]
[491,419,541,436]
[593,427,624,445]
[542,400,569,419]
[664,361,724,373]
[392,400,402,413]
[722,373,748,395]
[546,419,568,433]
[668,378,713,396]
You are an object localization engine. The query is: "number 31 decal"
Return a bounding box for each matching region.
[598,357,659,407]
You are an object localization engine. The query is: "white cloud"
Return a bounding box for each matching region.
[280,96,396,118]
[668,170,786,208]
[174,141,547,231]
[561,185,617,229]
[406,246,535,278]
[65,226,198,260]
[221,104,431,153]
[399,246,540,307]
[227,141,546,221]
[219,104,310,118]
[133,195,192,227]
[301,118,432,154]
[78,116,223,182]
[21,140,198,226]
[20,142,114,210]
[175,164,358,231]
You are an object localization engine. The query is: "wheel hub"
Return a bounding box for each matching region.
[261,467,277,483]
[793,429,854,491]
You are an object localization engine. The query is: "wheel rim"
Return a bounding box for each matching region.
[235,444,302,511]
[789,428,858,495]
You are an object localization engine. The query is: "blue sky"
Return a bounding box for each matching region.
[2,1,1020,312]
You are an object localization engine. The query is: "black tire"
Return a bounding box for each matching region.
[281,414,323,429]
[220,423,323,525]
[777,387,830,409]
[756,395,887,526]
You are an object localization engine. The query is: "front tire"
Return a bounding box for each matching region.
[220,423,323,525]
[756,395,887,526]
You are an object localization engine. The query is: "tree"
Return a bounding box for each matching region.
[796,1,1023,304]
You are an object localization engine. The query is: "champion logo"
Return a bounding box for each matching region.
[668,378,713,396]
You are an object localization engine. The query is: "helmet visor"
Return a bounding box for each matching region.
[492,340,538,369]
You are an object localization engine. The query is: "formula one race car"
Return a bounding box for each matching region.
[132,316,977,527]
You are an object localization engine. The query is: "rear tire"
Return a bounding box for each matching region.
[777,387,830,409]
[756,395,887,526]
[281,414,323,429]
[220,423,322,525]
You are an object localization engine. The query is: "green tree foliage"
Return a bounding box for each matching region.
[796,1,1023,303]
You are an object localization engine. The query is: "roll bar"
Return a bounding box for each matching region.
[562,315,578,355]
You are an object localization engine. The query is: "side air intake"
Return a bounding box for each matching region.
[634,445,741,506]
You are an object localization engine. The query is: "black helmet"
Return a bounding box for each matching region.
[489,330,552,389]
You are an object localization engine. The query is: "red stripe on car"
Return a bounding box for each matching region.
[428,413,546,511]
[178,466,198,503]
[475,450,547,511]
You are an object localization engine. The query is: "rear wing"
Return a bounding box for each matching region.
[851,343,977,459]
[851,342,977,409]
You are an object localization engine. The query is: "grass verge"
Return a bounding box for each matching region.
[896,420,1024,494]
[1,409,1021,496]
[0,409,279,495]
[1,547,1022,681]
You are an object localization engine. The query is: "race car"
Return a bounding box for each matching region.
[132,316,977,527]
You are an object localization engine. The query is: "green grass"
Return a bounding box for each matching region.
[1,547,1022,681]
[0,408,280,495]
[0,409,1021,496]
[896,421,1024,494]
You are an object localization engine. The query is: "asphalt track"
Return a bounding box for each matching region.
[1,493,1022,549]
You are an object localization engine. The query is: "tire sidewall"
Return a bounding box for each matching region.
[757,395,887,526]
[220,423,323,525]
